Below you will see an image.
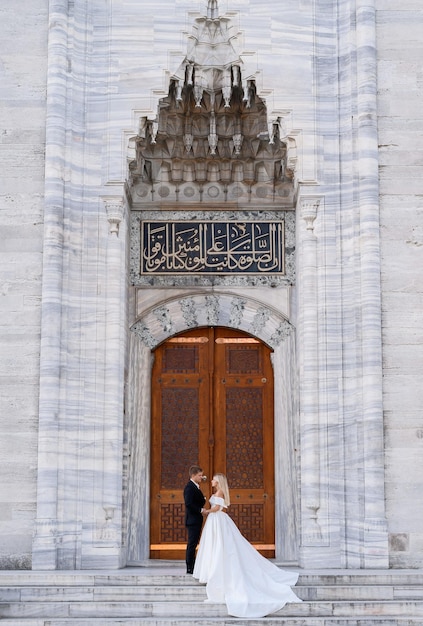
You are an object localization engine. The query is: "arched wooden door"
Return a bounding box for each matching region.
[150,327,275,559]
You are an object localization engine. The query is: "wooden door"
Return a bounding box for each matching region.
[150,327,275,559]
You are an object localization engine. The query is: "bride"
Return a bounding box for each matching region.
[193,473,302,618]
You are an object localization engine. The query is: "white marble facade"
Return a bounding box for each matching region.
[0,0,422,570]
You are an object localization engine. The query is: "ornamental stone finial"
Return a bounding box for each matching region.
[207,0,219,19]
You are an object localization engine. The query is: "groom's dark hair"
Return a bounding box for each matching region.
[189,465,202,477]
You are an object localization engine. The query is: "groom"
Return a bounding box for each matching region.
[183,465,206,574]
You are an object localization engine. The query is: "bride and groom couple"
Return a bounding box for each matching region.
[183,465,302,618]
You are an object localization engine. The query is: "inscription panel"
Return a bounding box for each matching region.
[141,221,285,275]
[130,210,295,287]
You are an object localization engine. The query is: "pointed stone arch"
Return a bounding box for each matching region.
[130,292,293,350]
[124,292,299,565]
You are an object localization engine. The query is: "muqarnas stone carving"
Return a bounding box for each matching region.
[128,2,295,208]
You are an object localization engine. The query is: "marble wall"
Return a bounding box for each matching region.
[0,0,48,568]
[0,0,422,570]
[377,0,423,568]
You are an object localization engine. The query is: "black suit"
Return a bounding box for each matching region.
[184,479,206,573]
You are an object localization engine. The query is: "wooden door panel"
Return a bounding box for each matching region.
[150,327,275,559]
[150,331,211,558]
[214,331,275,556]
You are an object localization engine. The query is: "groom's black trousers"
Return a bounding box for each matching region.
[186,524,202,572]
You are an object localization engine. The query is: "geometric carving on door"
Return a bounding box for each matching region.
[161,388,199,489]
[159,503,186,542]
[227,346,261,373]
[228,503,265,543]
[226,387,264,489]
[163,345,198,372]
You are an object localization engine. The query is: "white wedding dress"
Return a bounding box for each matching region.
[193,495,301,618]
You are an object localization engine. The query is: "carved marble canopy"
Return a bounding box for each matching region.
[128,1,295,208]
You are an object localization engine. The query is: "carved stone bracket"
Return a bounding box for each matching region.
[300,197,321,233]
[104,198,125,236]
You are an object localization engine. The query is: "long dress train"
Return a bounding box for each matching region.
[193,495,302,618]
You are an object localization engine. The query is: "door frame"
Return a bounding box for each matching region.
[125,292,299,565]
[150,327,276,559]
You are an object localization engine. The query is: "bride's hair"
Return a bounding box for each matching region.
[214,473,231,506]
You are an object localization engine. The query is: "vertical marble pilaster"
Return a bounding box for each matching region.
[273,331,299,563]
[85,197,127,566]
[355,0,388,566]
[126,335,153,563]
[32,0,69,570]
[35,0,130,571]
[298,198,322,560]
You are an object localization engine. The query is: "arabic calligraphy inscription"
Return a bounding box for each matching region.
[141,221,285,275]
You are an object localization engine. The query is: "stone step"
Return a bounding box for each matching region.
[1,615,423,626]
[1,569,423,625]
[1,583,423,602]
[1,572,423,586]
[1,569,423,586]
[2,599,423,620]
